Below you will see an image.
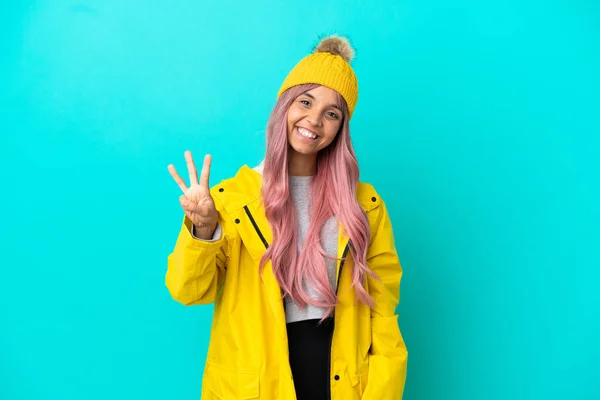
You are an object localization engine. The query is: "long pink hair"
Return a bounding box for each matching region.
[259,83,377,317]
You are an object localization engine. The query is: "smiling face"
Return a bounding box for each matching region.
[286,86,344,158]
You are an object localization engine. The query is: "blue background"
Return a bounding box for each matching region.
[1,1,599,399]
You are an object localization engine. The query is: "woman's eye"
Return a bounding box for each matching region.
[328,112,339,119]
[300,100,310,106]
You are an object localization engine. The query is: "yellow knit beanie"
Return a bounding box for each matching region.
[278,35,358,118]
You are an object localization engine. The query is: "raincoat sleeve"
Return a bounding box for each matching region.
[362,199,408,399]
[166,190,234,306]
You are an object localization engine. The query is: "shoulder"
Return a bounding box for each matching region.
[209,164,387,216]
[209,164,262,213]
[357,180,383,213]
[357,181,394,234]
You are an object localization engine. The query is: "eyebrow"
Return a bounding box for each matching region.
[302,92,341,111]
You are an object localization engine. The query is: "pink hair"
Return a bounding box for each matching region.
[259,83,377,318]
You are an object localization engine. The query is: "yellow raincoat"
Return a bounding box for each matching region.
[166,165,408,399]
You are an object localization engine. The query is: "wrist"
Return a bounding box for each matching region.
[193,223,217,240]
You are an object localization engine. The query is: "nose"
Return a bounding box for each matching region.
[306,108,323,127]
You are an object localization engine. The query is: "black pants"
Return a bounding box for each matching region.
[286,318,334,400]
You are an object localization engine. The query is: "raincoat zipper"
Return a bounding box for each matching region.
[327,242,350,400]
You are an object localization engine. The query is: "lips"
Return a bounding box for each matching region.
[296,126,319,140]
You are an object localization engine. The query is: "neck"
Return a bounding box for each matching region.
[288,149,317,176]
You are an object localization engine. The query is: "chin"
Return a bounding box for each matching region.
[289,142,318,156]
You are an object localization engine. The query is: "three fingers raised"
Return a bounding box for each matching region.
[168,151,212,193]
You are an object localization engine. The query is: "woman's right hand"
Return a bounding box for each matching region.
[168,150,219,240]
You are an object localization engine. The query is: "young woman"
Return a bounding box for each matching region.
[166,36,408,400]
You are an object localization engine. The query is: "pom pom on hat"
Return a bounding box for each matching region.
[278,35,359,118]
[313,35,355,63]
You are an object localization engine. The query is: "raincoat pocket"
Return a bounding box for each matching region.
[358,370,369,396]
[350,370,369,399]
[204,360,260,399]
[350,368,369,398]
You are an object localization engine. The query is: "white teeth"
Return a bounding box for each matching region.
[298,127,317,139]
